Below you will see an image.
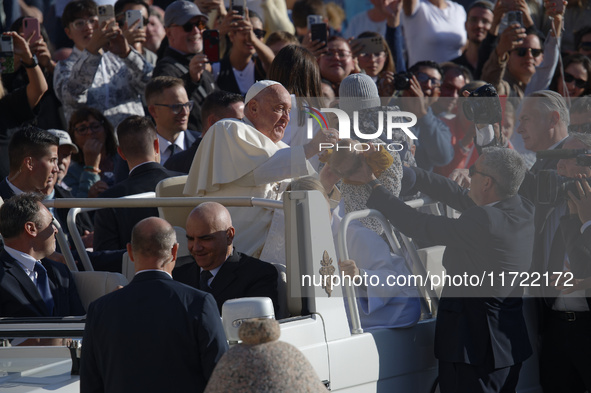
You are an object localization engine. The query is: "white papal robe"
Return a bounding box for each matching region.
[183,118,316,262]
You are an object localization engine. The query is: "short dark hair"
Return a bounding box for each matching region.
[440,62,473,83]
[467,0,494,14]
[8,126,59,173]
[114,0,149,18]
[62,0,98,28]
[201,90,244,122]
[0,193,45,239]
[291,0,326,28]
[409,60,443,78]
[145,76,185,105]
[116,115,157,159]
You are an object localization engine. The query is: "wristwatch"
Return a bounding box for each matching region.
[22,55,38,68]
[365,179,381,192]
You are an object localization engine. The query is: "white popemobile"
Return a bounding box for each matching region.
[0,189,542,392]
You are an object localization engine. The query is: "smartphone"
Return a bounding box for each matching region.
[352,36,383,55]
[98,4,115,25]
[203,29,220,63]
[307,14,323,30]
[506,11,523,28]
[0,35,14,74]
[310,22,328,46]
[125,9,143,29]
[229,0,245,16]
[22,17,41,42]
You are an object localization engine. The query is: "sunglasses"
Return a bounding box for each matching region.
[253,28,266,39]
[579,41,591,51]
[511,47,543,58]
[175,19,207,32]
[564,72,588,89]
[416,72,441,87]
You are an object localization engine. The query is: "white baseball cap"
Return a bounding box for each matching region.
[47,129,79,153]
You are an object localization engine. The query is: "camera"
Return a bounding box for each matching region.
[393,72,413,91]
[536,169,591,205]
[536,149,591,166]
[462,83,502,125]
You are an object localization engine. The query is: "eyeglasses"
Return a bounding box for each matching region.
[579,41,591,51]
[174,19,207,32]
[511,47,543,58]
[74,121,104,134]
[468,164,498,183]
[360,51,386,59]
[324,50,352,59]
[564,72,588,89]
[253,28,266,39]
[416,72,441,87]
[70,17,99,31]
[153,101,194,114]
[568,123,591,133]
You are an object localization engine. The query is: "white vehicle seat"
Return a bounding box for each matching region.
[71,271,128,311]
[155,175,193,229]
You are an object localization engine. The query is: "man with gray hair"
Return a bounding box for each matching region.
[80,217,228,393]
[346,147,534,393]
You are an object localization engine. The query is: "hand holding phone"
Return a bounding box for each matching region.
[125,9,143,30]
[98,5,115,25]
[202,29,220,63]
[0,35,14,73]
[22,17,41,43]
[310,23,328,47]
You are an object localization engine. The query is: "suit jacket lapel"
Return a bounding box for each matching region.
[209,252,240,296]
[3,253,50,316]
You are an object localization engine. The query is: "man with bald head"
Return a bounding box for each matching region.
[80,217,228,393]
[173,202,279,315]
[184,81,336,261]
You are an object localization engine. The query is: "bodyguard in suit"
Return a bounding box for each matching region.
[93,116,182,251]
[80,217,228,393]
[146,76,202,165]
[346,147,534,393]
[0,193,84,317]
[173,202,279,315]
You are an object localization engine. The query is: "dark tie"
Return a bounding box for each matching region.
[167,144,176,157]
[199,270,213,291]
[34,261,55,315]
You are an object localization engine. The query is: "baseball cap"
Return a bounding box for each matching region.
[47,129,79,153]
[164,0,208,28]
[244,80,282,105]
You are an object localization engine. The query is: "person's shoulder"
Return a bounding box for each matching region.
[234,252,278,274]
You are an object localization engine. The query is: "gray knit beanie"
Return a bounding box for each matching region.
[339,73,380,115]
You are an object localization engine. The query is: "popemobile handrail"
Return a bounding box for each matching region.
[44,196,283,272]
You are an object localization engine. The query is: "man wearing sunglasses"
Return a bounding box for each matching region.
[347,146,534,393]
[402,60,454,172]
[153,0,216,133]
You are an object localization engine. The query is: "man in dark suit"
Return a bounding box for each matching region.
[173,202,279,315]
[80,217,228,393]
[93,116,182,251]
[146,76,203,166]
[0,193,84,317]
[347,147,534,393]
[164,90,244,174]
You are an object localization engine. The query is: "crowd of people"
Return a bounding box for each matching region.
[0,0,591,391]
